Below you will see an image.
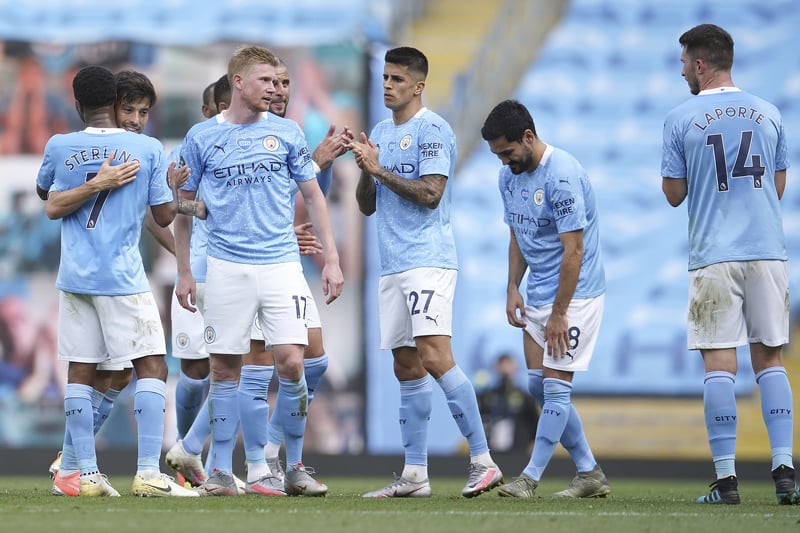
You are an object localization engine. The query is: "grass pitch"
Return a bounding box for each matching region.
[1,476,798,533]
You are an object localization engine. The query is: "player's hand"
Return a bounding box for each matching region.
[348,132,381,176]
[175,273,198,313]
[167,161,189,189]
[294,222,322,255]
[312,124,350,171]
[321,261,344,304]
[506,290,526,328]
[544,312,570,358]
[92,152,139,191]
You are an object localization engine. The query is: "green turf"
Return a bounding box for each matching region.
[1,477,799,533]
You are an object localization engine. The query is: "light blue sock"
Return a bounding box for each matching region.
[267,356,326,449]
[704,371,737,478]
[528,369,596,472]
[65,383,98,475]
[95,387,120,434]
[277,375,308,467]
[238,365,271,467]
[756,367,795,470]
[60,426,78,471]
[399,375,433,465]
[134,378,167,472]
[266,392,282,449]
[437,365,489,456]
[304,354,328,402]
[175,372,208,439]
[524,378,572,481]
[183,397,210,456]
[91,388,104,431]
[208,380,240,474]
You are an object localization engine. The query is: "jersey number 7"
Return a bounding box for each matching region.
[84,171,112,229]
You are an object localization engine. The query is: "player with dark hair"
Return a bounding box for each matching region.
[38,65,197,498]
[351,46,503,498]
[662,23,799,506]
[481,99,610,500]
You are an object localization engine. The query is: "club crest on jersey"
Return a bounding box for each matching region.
[262,136,280,152]
[175,332,190,349]
[204,326,216,344]
[534,189,544,206]
[399,134,413,150]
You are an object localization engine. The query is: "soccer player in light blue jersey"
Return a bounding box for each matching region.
[37,65,198,498]
[351,46,503,499]
[662,24,799,506]
[481,99,610,500]
[175,45,343,497]
[257,59,352,486]
[166,71,337,494]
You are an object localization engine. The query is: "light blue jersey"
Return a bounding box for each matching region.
[370,107,458,275]
[36,127,172,295]
[661,87,789,270]
[499,145,605,307]
[168,141,209,282]
[181,112,315,264]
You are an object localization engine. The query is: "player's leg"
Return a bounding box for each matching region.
[499,296,606,499]
[57,292,118,497]
[690,264,743,505]
[746,260,798,504]
[195,258,257,496]
[172,285,210,439]
[99,293,197,497]
[523,333,608,498]
[364,272,433,498]
[241,336,280,495]
[261,262,325,496]
[410,267,502,498]
[265,294,326,480]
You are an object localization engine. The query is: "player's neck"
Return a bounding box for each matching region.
[700,72,734,91]
[225,98,263,125]
[392,100,424,125]
[83,107,118,129]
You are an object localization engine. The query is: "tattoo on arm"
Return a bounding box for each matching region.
[177,199,198,216]
[376,169,446,209]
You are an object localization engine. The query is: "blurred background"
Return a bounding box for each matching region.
[1,0,799,474]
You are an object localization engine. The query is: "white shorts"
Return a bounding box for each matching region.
[523,294,604,372]
[688,260,789,350]
[97,360,133,372]
[252,284,320,342]
[171,283,207,360]
[378,267,456,350]
[57,291,167,366]
[204,257,309,354]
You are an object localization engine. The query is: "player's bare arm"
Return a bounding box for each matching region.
[173,187,198,312]
[298,179,344,304]
[545,229,583,358]
[506,229,528,328]
[662,176,688,207]
[350,131,446,209]
[166,161,206,219]
[355,169,376,215]
[144,210,176,255]
[45,153,139,219]
[775,169,786,200]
